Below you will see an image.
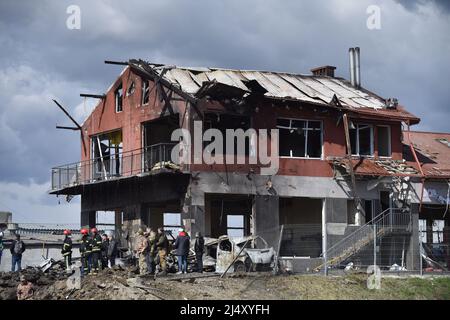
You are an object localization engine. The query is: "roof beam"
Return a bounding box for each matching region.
[80,93,106,99]
[104,60,128,66]
[56,125,79,131]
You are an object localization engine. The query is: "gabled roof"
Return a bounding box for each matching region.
[129,59,420,123]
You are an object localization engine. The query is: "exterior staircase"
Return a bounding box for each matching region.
[318,208,412,270]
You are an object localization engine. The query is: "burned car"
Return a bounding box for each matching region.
[187,235,275,273]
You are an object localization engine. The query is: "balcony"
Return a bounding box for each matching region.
[51,143,178,192]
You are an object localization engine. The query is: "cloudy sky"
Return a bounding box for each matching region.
[0,0,449,224]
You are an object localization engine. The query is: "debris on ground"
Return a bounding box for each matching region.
[1,266,450,300]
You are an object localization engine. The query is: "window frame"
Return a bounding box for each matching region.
[350,123,374,157]
[226,214,245,238]
[276,117,323,159]
[115,84,123,113]
[141,78,150,106]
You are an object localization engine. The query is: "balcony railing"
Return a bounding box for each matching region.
[51,143,177,191]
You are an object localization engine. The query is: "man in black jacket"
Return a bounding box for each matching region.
[10,234,26,272]
[194,232,205,273]
[100,233,109,269]
[107,233,118,267]
[173,228,190,274]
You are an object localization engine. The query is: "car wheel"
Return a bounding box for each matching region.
[234,261,246,273]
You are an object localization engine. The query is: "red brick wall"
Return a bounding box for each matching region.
[81,68,404,177]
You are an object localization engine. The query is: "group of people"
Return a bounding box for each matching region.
[134,227,205,276]
[63,227,118,275]
[0,225,206,280]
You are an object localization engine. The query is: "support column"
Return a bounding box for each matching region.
[181,190,206,237]
[406,203,420,271]
[81,210,96,229]
[253,195,279,248]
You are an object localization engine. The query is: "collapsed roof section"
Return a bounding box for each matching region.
[403,131,450,179]
[128,59,420,124]
[328,157,420,178]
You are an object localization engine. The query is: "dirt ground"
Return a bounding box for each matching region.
[1,265,450,300]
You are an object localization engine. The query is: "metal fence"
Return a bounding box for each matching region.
[274,210,449,275]
[51,143,177,190]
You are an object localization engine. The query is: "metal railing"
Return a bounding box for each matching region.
[51,143,177,190]
[324,207,412,268]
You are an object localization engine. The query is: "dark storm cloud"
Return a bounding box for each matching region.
[395,0,450,13]
[0,0,449,222]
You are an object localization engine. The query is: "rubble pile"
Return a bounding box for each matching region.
[0,263,69,300]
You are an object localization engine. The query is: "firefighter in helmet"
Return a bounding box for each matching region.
[79,228,92,275]
[62,229,73,271]
[90,227,102,274]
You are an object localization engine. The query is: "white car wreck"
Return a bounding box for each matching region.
[190,235,275,273]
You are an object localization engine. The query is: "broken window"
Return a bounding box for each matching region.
[203,113,251,156]
[92,130,123,179]
[377,126,391,157]
[115,84,123,113]
[127,80,135,96]
[349,123,373,156]
[432,220,445,244]
[141,78,150,105]
[227,215,245,238]
[163,213,182,236]
[277,118,322,158]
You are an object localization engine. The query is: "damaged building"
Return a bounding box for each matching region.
[49,48,448,273]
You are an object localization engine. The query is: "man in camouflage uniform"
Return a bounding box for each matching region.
[147,230,157,274]
[156,227,169,275]
[135,228,148,275]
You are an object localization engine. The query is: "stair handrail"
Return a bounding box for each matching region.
[324,207,409,261]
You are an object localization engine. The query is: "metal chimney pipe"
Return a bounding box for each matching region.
[349,48,355,86]
[355,47,361,88]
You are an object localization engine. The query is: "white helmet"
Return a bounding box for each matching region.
[0,231,3,238]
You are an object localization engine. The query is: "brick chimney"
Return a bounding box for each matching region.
[310,65,336,77]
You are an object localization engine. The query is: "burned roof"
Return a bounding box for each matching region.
[403,131,450,179]
[128,59,419,123]
[329,157,419,178]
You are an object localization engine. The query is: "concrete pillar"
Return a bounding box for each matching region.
[253,195,279,248]
[80,210,96,229]
[182,205,205,237]
[406,203,420,271]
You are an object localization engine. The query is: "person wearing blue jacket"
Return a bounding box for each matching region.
[173,228,190,274]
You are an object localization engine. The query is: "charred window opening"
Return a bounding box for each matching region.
[115,84,123,113]
[203,113,251,156]
[92,130,123,179]
[127,80,135,96]
[141,78,150,105]
[227,215,245,238]
[142,115,179,170]
[206,195,252,238]
[377,125,391,157]
[278,197,323,257]
[349,123,373,156]
[277,118,322,158]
